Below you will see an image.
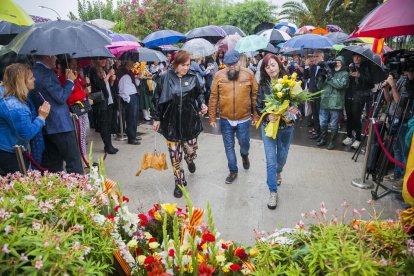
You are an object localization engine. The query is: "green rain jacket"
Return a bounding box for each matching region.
[320,56,349,110]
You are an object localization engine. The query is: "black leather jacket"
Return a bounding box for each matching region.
[346,62,373,101]
[153,69,205,141]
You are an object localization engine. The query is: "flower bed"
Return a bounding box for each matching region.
[0,171,116,275]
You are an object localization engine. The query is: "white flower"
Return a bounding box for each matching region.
[149,242,160,249]
[32,222,41,231]
[25,195,36,201]
[216,255,226,263]
[4,225,12,234]
[275,83,283,91]
[34,256,43,269]
[137,255,146,265]
[19,253,28,261]
[2,244,10,254]
[44,241,49,247]
[127,239,138,248]
[92,214,106,225]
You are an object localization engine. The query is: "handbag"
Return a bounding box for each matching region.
[89,90,105,102]
[70,100,92,116]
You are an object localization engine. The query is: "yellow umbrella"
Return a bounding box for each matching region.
[0,0,34,26]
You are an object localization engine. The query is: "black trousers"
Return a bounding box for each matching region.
[125,94,138,142]
[311,98,321,134]
[42,131,83,174]
[99,104,114,150]
[0,149,29,176]
[345,98,364,141]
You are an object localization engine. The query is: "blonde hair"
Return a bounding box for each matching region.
[3,63,32,103]
[240,53,248,68]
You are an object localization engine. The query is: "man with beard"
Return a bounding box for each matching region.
[209,50,259,184]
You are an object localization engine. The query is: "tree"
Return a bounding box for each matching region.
[220,0,278,35]
[188,0,228,28]
[68,0,118,21]
[119,0,190,39]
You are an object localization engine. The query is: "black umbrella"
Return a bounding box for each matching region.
[261,43,279,54]
[325,32,349,44]
[253,22,275,34]
[185,25,226,43]
[343,37,364,44]
[7,20,112,56]
[119,48,167,63]
[339,45,386,83]
[221,25,246,37]
[0,21,29,45]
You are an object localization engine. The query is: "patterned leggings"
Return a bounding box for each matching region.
[78,114,89,157]
[166,138,198,185]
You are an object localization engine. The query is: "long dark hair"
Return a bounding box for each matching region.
[259,53,287,86]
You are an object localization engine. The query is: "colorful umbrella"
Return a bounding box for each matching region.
[0,0,34,26]
[281,34,334,52]
[349,0,414,38]
[182,38,215,58]
[311,28,329,35]
[235,35,269,53]
[257,29,291,43]
[106,41,142,58]
[297,25,316,35]
[274,22,297,35]
[215,34,242,52]
[87,19,116,30]
[221,25,246,37]
[326,25,344,33]
[185,25,226,43]
[142,30,185,47]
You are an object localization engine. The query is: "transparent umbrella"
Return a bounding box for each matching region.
[182,38,215,58]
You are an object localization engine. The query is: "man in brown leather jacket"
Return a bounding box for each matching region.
[208,50,259,184]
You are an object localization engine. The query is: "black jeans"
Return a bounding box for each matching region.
[98,104,115,150]
[345,98,364,141]
[125,94,138,142]
[311,98,321,134]
[42,131,83,174]
[0,149,29,176]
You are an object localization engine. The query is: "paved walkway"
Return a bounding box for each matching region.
[89,121,401,245]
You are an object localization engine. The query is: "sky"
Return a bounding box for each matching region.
[14,0,291,20]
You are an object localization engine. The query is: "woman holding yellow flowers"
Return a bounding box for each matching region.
[256,54,301,209]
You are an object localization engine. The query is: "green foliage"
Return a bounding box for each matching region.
[188,0,228,28]
[0,172,116,275]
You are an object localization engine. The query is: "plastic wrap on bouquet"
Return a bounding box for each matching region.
[136,152,168,176]
[256,100,289,139]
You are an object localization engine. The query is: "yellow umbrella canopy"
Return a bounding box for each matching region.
[0,0,34,26]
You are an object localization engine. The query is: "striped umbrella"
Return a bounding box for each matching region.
[326,24,344,33]
[274,22,297,35]
[297,25,316,35]
[257,29,291,43]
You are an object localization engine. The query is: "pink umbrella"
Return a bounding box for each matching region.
[215,34,242,52]
[297,25,316,35]
[326,25,344,33]
[349,0,414,38]
[106,41,141,58]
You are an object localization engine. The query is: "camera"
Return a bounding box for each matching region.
[318,60,336,79]
[349,63,358,73]
[383,49,414,79]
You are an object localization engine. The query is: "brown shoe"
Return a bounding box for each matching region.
[225,173,238,184]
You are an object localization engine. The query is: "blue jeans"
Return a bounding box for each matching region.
[392,123,408,178]
[261,124,294,192]
[220,119,251,173]
[319,109,340,130]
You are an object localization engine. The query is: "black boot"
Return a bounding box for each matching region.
[327,129,338,150]
[317,127,328,147]
[174,184,183,198]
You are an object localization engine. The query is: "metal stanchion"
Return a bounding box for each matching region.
[116,97,127,141]
[351,119,374,189]
[14,145,27,175]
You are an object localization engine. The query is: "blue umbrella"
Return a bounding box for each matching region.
[112,33,139,42]
[275,22,297,35]
[281,34,334,53]
[142,30,185,47]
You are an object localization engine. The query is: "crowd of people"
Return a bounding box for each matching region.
[0,45,413,209]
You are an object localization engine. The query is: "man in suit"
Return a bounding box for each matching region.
[31,55,83,174]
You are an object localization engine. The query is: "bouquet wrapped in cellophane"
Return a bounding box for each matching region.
[256,72,321,139]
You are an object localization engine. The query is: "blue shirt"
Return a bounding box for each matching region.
[0,94,45,153]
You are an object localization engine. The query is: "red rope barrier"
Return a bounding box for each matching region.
[372,122,406,169]
[24,151,47,172]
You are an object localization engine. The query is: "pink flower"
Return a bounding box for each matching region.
[342,201,349,208]
[320,207,328,215]
[32,222,41,230]
[301,213,306,218]
[34,256,43,269]
[309,210,317,217]
[2,244,10,254]
[20,253,28,261]
[359,208,366,213]
[44,241,49,247]
[367,199,374,205]
[295,220,305,229]
[153,23,158,30]
[379,258,388,266]
[352,209,359,215]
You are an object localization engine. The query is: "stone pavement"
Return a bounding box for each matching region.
[88,121,401,245]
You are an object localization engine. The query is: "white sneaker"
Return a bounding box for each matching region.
[351,140,361,149]
[267,192,278,209]
[342,137,353,146]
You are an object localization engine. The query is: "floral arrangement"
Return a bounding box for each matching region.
[252,201,414,275]
[110,188,258,275]
[131,62,152,79]
[256,72,321,139]
[0,170,116,275]
[218,64,226,70]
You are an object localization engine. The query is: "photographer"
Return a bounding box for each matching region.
[317,56,349,150]
[383,65,414,189]
[343,54,373,149]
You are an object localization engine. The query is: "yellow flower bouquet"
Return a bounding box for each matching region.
[256,73,321,139]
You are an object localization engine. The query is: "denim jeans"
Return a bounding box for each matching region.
[261,124,294,192]
[392,123,408,178]
[220,119,251,173]
[319,109,340,130]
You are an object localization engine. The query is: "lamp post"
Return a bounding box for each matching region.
[38,5,62,20]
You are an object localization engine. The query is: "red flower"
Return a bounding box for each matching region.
[198,262,215,276]
[221,243,229,250]
[168,249,174,257]
[114,205,121,212]
[107,215,115,221]
[122,196,129,203]
[234,248,247,260]
[197,240,206,251]
[229,264,242,271]
[138,214,148,227]
[149,237,156,243]
[144,256,155,265]
[202,233,215,243]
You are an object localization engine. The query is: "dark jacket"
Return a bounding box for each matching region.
[346,62,373,101]
[153,69,205,142]
[31,62,74,135]
[89,67,115,110]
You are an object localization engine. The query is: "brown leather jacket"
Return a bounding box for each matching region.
[208,67,259,123]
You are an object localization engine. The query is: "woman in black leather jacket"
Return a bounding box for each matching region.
[153,50,208,198]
